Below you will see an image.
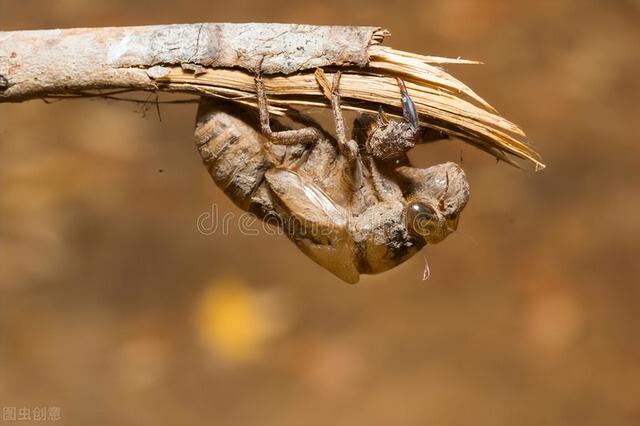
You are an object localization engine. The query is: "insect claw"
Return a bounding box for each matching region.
[396,77,419,130]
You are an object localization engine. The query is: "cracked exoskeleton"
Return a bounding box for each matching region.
[193,76,470,283]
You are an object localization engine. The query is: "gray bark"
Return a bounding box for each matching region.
[0,23,380,102]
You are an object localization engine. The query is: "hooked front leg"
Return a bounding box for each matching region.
[255,75,322,145]
[366,78,421,160]
[397,78,419,130]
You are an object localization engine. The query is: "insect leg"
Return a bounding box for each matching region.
[328,72,358,159]
[255,74,322,145]
[365,155,404,203]
[328,71,363,188]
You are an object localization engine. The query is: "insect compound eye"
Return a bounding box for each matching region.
[405,202,439,238]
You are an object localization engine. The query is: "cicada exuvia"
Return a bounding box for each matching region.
[194,71,469,283]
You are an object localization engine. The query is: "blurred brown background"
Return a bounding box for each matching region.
[1,1,639,425]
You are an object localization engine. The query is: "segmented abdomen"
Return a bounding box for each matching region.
[195,101,276,216]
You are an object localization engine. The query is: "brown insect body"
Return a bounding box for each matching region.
[194,100,469,283]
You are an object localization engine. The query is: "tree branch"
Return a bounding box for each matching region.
[0,23,544,169]
[0,23,381,102]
